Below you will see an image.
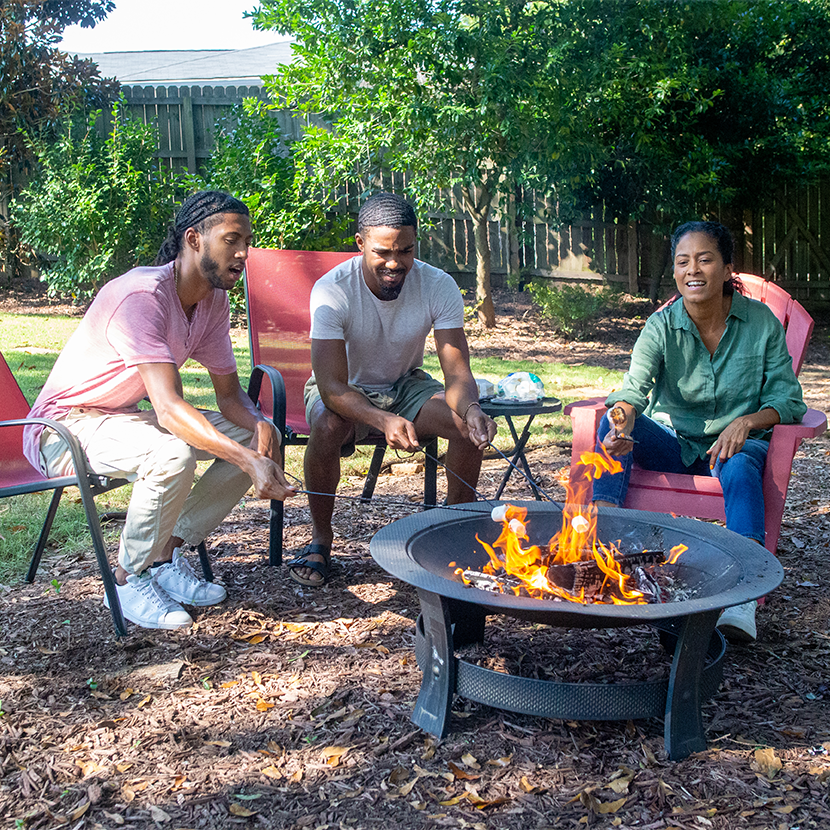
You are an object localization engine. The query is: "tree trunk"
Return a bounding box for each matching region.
[471,209,496,327]
[461,182,497,328]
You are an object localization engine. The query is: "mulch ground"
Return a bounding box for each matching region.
[1,289,829,830]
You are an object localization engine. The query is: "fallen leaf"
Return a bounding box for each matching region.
[289,769,303,783]
[251,670,263,685]
[388,767,409,784]
[773,805,795,814]
[119,688,134,701]
[438,794,467,806]
[70,801,90,821]
[321,745,349,766]
[752,747,783,779]
[207,739,232,748]
[103,811,126,825]
[149,805,171,823]
[116,762,133,773]
[36,645,58,655]
[261,765,282,779]
[460,752,480,769]
[220,680,239,689]
[122,785,135,803]
[255,699,274,711]
[229,803,257,817]
[448,761,480,781]
[597,797,627,814]
[136,694,151,708]
[399,777,419,797]
[247,634,267,644]
[485,755,512,767]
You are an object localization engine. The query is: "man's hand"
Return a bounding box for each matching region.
[248,454,297,501]
[382,414,421,451]
[464,406,497,450]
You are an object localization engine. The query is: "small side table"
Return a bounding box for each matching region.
[480,397,562,499]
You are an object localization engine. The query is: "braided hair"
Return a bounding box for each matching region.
[155,191,249,265]
[357,192,417,236]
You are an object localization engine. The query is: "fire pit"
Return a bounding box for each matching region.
[370,502,783,759]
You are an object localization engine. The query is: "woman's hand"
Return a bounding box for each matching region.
[602,403,636,456]
[706,416,752,468]
[707,407,780,468]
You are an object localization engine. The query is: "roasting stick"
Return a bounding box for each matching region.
[481,441,562,506]
[281,469,497,516]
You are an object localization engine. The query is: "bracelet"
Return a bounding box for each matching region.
[461,401,482,424]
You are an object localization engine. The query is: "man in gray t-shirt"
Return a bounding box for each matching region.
[289,192,497,586]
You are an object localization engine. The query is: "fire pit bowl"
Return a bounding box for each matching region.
[370,502,783,759]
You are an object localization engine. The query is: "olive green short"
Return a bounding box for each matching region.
[304,368,444,446]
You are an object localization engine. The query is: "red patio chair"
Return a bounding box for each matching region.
[244,248,439,565]
[0,350,129,636]
[564,274,827,553]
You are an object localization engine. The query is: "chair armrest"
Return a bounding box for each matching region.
[563,398,606,465]
[767,408,827,451]
[0,416,107,489]
[247,364,287,438]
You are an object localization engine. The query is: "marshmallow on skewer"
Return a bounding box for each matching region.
[571,515,590,534]
[508,518,527,537]
[491,505,509,523]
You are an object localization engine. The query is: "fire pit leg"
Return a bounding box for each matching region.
[412,589,457,737]
[448,598,487,647]
[664,609,720,760]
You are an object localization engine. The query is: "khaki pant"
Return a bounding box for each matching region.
[39,408,254,574]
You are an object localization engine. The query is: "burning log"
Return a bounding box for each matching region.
[461,549,667,603]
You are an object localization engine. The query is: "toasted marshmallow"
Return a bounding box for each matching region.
[509,518,526,537]
[491,505,509,523]
[571,515,590,534]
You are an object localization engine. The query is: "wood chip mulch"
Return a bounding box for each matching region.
[2,292,829,830]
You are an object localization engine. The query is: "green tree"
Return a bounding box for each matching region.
[12,103,180,299]
[254,0,572,327]
[1,0,118,180]
[561,0,830,221]
[196,99,350,252]
[254,0,830,310]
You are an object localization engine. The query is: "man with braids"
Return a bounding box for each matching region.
[292,191,497,586]
[24,191,296,629]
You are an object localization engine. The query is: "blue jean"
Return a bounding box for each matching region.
[591,411,769,543]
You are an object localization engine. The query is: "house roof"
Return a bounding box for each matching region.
[72,41,294,87]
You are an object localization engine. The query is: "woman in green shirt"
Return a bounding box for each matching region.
[592,221,806,641]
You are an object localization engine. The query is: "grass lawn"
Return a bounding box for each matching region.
[0,311,623,582]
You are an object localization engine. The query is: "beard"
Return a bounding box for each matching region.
[201,251,231,291]
[376,269,405,300]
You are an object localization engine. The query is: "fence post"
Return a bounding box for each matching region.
[181,88,197,173]
[627,221,639,293]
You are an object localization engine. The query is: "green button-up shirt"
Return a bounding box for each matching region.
[606,292,807,466]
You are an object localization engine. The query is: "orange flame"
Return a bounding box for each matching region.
[471,448,686,604]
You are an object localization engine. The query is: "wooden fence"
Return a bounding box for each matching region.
[6,83,829,304]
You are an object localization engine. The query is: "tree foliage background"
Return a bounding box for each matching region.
[253,0,830,323]
[1,0,119,181]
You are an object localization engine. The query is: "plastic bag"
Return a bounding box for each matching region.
[497,371,544,403]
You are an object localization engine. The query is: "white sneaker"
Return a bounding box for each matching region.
[153,548,227,607]
[717,600,757,643]
[104,571,193,630]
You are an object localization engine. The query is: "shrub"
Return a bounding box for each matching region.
[194,99,352,313]
[528,281,616,339]
[12,102,180,300]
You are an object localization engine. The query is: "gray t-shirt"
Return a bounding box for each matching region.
[309,255,464,392]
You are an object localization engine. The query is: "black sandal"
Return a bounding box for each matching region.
[287,544,331,586]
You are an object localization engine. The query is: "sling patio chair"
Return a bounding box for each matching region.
[564,274,827,553]
[243,247,439,566]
